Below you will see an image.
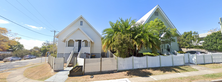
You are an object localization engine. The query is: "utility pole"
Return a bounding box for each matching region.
[51,30,59,55]
[219,17,222,34]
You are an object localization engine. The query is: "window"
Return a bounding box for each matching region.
[155,12,158,16]
[80,21,83,26]
[68,40,74,47]
[85,41,88,47]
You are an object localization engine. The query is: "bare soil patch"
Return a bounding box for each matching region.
[23,63,56,81]
[0,72,11,82]
[66,66,197,82]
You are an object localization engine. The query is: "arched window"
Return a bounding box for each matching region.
[85,40,88,47]
[68,40,74,47]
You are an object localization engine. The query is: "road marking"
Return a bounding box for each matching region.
[150,76,157,80]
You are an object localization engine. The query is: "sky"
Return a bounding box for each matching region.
[0,0,222,50]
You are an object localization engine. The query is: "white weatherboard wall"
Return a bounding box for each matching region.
[134,56,147,69]
[56,16,102,54]
[85,58,100,73]
[160,56,173,67]
[118,57,133,70]
[173,55,184,66]
[148,56,160,67]
[102,58,117,71]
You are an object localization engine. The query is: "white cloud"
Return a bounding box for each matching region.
[19,39,44,50]
[25,24,44,30]
[0,19,9,24]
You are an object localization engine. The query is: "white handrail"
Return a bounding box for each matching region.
[77,48,82,58]
[66,47,75,67]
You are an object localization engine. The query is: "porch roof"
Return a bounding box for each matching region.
[62,27,94,42]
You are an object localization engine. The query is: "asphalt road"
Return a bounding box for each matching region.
[0,57,48,72]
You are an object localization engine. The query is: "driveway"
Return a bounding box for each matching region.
[0,57,47,72]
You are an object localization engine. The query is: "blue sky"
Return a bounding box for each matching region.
[0,0,222,49]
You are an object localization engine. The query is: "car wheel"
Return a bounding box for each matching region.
[3,61,6,63]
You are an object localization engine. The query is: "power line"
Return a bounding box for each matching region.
[27,0,57,30]
[0,15,52,37]
[5,0,53,30]
[16,0,54,30]
[12,32,41,40]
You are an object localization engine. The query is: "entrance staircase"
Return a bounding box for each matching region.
[68,66,83,76]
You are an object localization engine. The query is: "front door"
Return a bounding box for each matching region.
[78,40,81,52]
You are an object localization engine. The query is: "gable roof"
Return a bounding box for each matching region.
[136,5,181,35]
[56,15,102,38]
[62,27,94,42]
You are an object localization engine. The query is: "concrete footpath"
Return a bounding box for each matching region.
[7,64,43,82]
[45,67,73,82]
[94,65,222,82]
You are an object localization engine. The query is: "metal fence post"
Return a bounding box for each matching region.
[159,55,161,67]
[203,54,205,64]
[188,53,190,64]
[146,56,148,68]
[183,54,185,65]
[171,55,174,66]
[195,54,197,65]
[211,54,214,63]
[83,58,85,75]
[117,57,118,72]
[100,57,102,73]
[132,56,134,69]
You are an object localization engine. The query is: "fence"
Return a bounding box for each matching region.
[48,55,64,71]
[80,53,222,74]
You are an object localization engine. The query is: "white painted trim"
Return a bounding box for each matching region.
[56,15,102,38]
[136,5,181,35]
[62,27,94,42]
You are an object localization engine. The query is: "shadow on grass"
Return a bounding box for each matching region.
[70,66,191,77]
[125,66,189,77]
[150,66,188,73]
[126,69,152,77]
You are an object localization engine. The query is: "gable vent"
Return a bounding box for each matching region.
[155,12,158,16]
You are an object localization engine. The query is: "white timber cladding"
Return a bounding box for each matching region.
[56,16,102,54]
[136,5,180,53]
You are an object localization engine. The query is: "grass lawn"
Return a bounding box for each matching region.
[65,66,197,82]
[23,63,56,81]
[155,72,222,82]
[0,72,11,82]
[198,63,222,69]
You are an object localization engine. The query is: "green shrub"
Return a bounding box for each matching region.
[50,53,57,57]
[177,51,185,54]
[143,52,159,56]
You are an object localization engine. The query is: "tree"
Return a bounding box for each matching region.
[143,18,178,53]
[203,31,222,52]
[177,31,199,48]
[0,27,18,51]
[102,18,178,57]
[9,41,24,51]
[30,46,41,57]
[40,41,57,57]
[12,49,30,58]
